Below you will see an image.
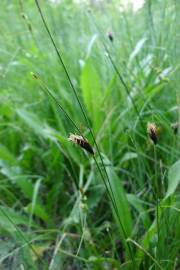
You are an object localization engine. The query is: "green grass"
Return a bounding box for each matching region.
[0,0,180,269]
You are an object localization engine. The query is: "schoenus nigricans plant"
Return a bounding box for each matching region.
[34,0,135,267]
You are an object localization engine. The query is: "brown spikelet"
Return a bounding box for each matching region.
[68,134,94,155]
[107,31,113,42]
[147,122,158,145]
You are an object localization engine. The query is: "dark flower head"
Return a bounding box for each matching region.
[147,122,158,145]
[107,31,113,42]
[68,134,94,155]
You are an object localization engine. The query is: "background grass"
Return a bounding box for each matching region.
[0,0,180,269]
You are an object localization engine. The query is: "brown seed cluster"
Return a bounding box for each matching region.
[147,122,158,145]
[107,31,113,42]
[68,134,94,155]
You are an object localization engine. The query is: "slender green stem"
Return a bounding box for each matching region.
[36,74,133,256]
[88,12,145,132]
[147,0,157,44]
[33,73,135,264]
[154,145,160,268]
[34,0,135,266]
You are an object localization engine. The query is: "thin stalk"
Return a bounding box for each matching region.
[88,12,145,132]
[33,3,120,233]
[89,11,157,125]
[33,73,134,262]
[147,0,157,45]
[154,145,160,269]
[34,0,135,265]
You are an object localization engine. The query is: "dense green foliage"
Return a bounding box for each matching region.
[0,0,180,269]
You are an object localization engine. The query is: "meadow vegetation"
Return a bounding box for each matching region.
[0,0,180,269]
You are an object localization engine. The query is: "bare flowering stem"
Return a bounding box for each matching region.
[147,122,161,267]
[87,11,146,132]
[31,72,134,264]
[153,144,160,266]
[34,1,136,266]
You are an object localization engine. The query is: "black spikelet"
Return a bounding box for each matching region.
[68,134,94,155]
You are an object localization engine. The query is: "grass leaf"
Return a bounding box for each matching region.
[166,159,180,198]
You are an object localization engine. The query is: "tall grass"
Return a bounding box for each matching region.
[0,0,179,269]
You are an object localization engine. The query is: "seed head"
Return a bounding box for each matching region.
[147,122,158,145]
[107,31,113,42]
[68,134,94,155]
